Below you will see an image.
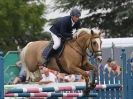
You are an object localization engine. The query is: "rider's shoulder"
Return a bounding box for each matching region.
[59,16,71,21]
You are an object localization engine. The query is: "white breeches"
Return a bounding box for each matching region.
[50,32,61,50]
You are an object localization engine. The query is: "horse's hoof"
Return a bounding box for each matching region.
[89,83,96,89]
[83,89,90,96]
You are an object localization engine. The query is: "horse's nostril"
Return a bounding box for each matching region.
[96,57,102,63]
[99,58,102,62]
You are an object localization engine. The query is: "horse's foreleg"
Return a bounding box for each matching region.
[69,67,90,95]
[82,57,98,77]
[84,77,91,96]
[85,63,98,89]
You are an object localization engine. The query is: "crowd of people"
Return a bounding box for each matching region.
[12,57,121,85]
[12,61,84,84]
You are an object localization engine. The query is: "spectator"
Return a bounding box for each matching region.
[110,61,121,75]
[39,65,44,74]
[104,58,121,75]
[104,57,113,70]
[12,61,26,84]
[49,69,58,77]
[38,67,57,84]
[64,74,75,82]
[75,75,82,82]
[56,73,65,82]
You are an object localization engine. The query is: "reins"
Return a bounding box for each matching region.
[60,34,102,58]
[60,35,86,57]
[68,39,86,57]
[67,36,102,58]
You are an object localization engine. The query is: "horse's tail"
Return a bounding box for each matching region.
[20,42,35,81]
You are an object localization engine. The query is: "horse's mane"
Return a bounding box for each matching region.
[73,28,101,38]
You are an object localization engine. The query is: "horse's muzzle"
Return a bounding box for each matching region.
[96,56,102,63]
[94,51,102,63]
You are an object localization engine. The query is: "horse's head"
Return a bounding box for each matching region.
[73,28,103,63]
[88,28,102,63]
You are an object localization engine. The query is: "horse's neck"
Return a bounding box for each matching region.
[72,35,89,52]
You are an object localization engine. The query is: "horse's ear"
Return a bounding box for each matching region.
[91,30,94,35]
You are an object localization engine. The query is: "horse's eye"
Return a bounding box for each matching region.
[92,42,96,45]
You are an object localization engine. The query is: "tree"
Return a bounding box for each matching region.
[0,0,49,53]
[53,0,133,37]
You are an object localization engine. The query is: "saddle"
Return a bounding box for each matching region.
[44,40,65,57]
[42,40,68,73]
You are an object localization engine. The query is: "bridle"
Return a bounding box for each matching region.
[88,36,102,58]
[68,36,102,58]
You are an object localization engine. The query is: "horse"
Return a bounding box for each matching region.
[20,28,102,95]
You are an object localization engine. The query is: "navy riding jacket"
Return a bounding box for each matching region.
[50,16,80,38]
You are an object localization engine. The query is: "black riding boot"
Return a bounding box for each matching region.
[43,42,54,65]
[44,48,54,65]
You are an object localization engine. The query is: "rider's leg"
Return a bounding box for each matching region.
[43,42,54,65]
[51,33,61,50]
[43,33,61,65]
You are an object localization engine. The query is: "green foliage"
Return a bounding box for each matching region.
[54,0,133,37]
[0,0,48,52]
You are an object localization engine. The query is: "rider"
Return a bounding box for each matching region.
[43,8,81,65]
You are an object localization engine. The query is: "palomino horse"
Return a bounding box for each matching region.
[20,28,102,95]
